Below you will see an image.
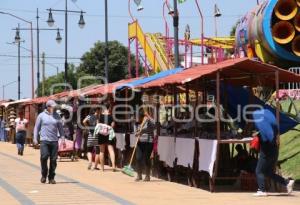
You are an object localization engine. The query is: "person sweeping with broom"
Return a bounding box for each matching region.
[123,107,156,181]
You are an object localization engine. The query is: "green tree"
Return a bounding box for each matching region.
[36,65,78,97]
[78,40,138,83]
[230,20,239,36]
[36,40,140,97]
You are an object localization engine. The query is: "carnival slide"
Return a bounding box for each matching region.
[128,21,174,72]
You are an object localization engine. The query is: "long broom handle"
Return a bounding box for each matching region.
[128,133,141,166]
[128,117,147,166]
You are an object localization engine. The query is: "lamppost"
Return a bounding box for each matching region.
[214,4,222,37]
[195,0,204,65]
[129,0,144,21]
[104,0,109,82]
[163,0,174,36]
[128,0,144,78]
[2,81,17,100]
[172,0,180,68]
[13,8,63,94]
[37,8,62,93]
[163,0,174,69]
[14,25,25,100]
[47,0,85,85]
[0,11,35,99]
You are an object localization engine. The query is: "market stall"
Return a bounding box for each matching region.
[120,58,300,191]
[0,99,32,143]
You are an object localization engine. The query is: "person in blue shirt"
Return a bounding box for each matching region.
[34,100,65,184]
[252,109,294,196]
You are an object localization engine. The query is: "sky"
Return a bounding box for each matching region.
[0,0,258,100]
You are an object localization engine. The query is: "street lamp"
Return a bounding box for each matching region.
[214,4,222,37]
[56,29,62,43]
[195,0,204,65]
[47,9,55,27]
[128,0,144,21]
[134,0,144,11]
[2,81,17,100]
[47,0,86,85]
[0,11,35,99]
[172,0,180,68]
[165,0,174,15]
[163,0,175,69]
[13,24,25,100]
[128,0,144,78]
[78,11,85,29]
[13,8,63,95]
[104,0,109,82]
[14,27,21,43]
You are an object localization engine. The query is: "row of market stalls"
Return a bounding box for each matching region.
[1,58,300,191]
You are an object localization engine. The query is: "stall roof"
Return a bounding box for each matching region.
[1,98,32,107]
[117,67,183,90]
[138,58,300,89]
[0,100,9,107]
[24,78,138,105]
[83,78,138,96]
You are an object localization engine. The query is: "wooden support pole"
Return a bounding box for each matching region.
[210,71,221,192]
[275,71,280,144]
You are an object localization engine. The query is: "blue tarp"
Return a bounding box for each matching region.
[221,85,298,135]
[117,67,183,90]
[253,109,277,142]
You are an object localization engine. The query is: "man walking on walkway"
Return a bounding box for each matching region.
[34,100,65,184]
[252,109,295,196]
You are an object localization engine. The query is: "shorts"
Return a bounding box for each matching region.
[98,134,116,146]
[87,145,100,154]
[98,134,109,145]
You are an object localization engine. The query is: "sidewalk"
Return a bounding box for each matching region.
[0,142,299,205]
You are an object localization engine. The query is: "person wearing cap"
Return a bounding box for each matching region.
[33,100,65,184]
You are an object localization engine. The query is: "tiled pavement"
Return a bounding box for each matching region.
[0,142,299,205]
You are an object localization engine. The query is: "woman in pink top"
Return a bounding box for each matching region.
[15,111,28,156]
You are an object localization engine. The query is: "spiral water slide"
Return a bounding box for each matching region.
[235,0,300,67]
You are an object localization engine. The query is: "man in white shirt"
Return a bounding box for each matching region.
[15,111,28,156]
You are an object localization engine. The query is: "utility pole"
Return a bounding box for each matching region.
[17,24,21,100]
[36,8,40,92]
[104,0,109,83]
[65,0,68,84]
[42,52,45,96]
[173,0,179,68]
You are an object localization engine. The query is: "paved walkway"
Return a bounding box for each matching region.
[0,142,299,205]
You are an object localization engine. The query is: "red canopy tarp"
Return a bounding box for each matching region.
[82,78,138,97]
[24,78,138,105]
[138,58,300,89]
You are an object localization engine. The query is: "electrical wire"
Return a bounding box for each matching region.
[0,54,81,60]
[0,7,243,19]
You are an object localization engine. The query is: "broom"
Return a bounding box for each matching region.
[122,117,147,177]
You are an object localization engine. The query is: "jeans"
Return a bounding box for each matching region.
[40,141,58,180]
[16,131,26,152]
[256,150,288,192]
[136,142,153,177]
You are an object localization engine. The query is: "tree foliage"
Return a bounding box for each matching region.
[37,40,138,97]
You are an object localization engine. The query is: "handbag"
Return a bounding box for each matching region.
[95,123,110,136]
[250,135,260,151]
